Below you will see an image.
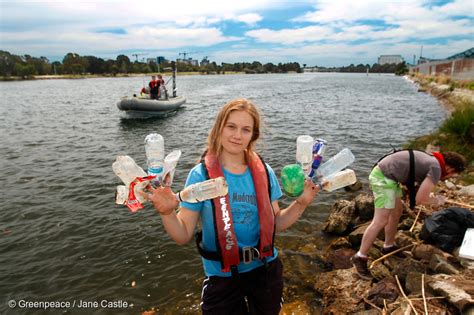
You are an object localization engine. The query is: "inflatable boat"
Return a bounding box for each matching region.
[117,64,186,117]
[117,95,186,117]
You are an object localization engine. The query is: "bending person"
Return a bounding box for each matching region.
[144,98,319,314]
[351,150,465,280]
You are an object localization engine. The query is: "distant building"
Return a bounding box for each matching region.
[378,55,404,65]
[157,56,166,64]
[410,47,474,80]
[177,58,199,66]
[146,58,157,64]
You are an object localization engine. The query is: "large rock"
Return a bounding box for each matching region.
[392,258,426,283]
[428,254,460,275]
[354,193,374,220]
[365,277,399,307]
[412,244,446,262]
[428,274,474,313]
[404,272,424,295]
[323,200,356,235]
[459,184,474,197]
[313,269,372,314]
[325,248,355,270]
[348,223,369,247]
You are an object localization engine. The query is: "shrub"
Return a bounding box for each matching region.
[440,102,474,139]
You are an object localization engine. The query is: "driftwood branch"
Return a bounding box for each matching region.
[410,206,424,232]
[445,199,474,210]
[369,244,415,269]
[395,275,418,315]
[422,274,428,315]
[363,297,383,313]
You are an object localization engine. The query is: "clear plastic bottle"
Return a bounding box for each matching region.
[162,150,182,187]
[316,148,355,179]
[322,169,357,192]
[296,135,314,176]
[112,155,148,185]
[177,177,228,203]
[144,133,165,185]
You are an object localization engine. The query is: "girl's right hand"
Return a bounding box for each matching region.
[142,185,179,215]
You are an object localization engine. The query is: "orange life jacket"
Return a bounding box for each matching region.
[200,151,275,273]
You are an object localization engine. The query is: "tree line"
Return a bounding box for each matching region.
[0,50,303,78]
[0,50,407,78]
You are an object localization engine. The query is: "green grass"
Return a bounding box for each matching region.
[440,101,474,139]
[405,87,474,184]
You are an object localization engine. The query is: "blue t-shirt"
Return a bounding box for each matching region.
[181,163,283,277]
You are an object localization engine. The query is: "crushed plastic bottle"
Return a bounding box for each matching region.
[177,177,228,203]
[281,164,305,197]
[112,155,153,212]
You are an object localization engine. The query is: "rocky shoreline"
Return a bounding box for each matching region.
[279,78,474,314]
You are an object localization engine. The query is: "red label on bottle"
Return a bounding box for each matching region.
[126,175,156,212]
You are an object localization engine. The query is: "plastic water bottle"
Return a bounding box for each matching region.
[177,177,228,203]
[316,148,355,179]
[145,133,165,186]
[296,135,314,176]
[322,169,357,192]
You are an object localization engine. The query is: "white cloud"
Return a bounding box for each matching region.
[1,26,242,57]
[234,13,263,25]
[246,25,333,44]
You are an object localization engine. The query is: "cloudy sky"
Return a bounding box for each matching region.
[0,0,472,66]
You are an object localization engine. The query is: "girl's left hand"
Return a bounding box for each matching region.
[296,179,320,207]
[142,185,179,215]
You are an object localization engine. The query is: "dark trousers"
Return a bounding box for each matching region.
[201,257,283,315]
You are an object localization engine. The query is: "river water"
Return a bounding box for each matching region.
[0,73,445,314]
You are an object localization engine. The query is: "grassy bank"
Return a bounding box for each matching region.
[405,73,474,184]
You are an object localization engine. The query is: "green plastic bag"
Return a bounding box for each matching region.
[281,164,305,197]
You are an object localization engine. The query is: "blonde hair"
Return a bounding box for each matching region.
[206,98,261,157]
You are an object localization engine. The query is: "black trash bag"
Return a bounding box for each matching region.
[420,207,474,253]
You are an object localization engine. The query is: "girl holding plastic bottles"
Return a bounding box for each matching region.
[144,98,319,314]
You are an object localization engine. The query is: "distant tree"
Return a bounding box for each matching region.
[63,53,89,74]
[14,63,36,78]
[84,56,106,74]
[116,54,131,73]
[394,61,408,75]
[0,50,21,76]
[52,61,63,74]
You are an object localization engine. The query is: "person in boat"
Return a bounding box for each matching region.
[351,150,466,280]
[149,75,160,99]
[144,98,320,314]
[157,74,167,99]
